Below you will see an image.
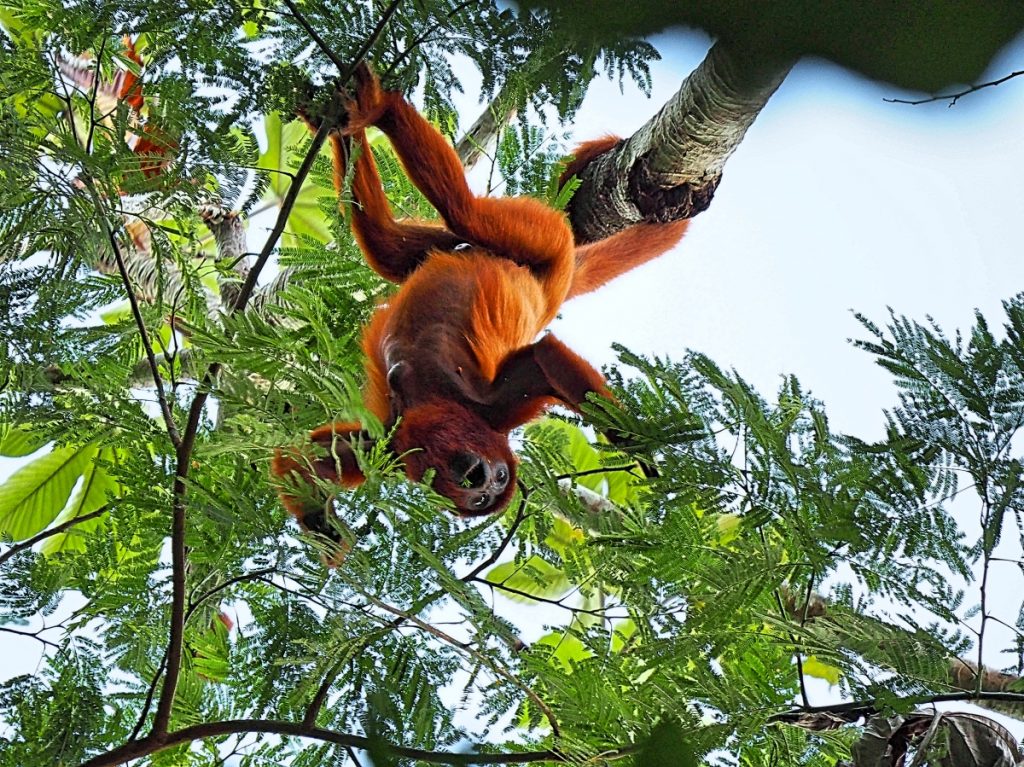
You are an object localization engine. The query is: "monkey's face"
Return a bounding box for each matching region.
[391,402,517,516]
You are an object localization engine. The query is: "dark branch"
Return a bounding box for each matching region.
[107,229,182,449]
[885,70,1024,106]
[77,718,640,767]
[281,0,348,73]
[0,506,108,568]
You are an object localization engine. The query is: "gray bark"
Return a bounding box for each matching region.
[567,41,794,243]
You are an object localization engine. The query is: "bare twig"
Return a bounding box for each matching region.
[0,625,61,650]
[460,496,528,582]
[885,70,1024,106]
[337,0,404,86]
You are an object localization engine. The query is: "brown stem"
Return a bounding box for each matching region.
[460,497,528,582]
[79,718,631,767]
[150,95,342,739]
[107,229,182,449]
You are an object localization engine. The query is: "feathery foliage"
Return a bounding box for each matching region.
[1,2,1023,766]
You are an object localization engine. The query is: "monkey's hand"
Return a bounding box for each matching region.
[342,61,394,134]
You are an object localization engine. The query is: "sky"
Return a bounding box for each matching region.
[4,23,1024,749]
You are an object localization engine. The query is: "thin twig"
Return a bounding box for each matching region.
[384,0,476,78]
[885,70,1024,106]
[303,658,345,727]
[0,625,61,650]
[0,506,108,568]
[185,567,278,619]
[337,0,404,85]
[280,0,348,73]
[129,650,167,741]
[770,689,1024,724]
[359,591,562,737]
[460,497,528,582]
[230,115,336,313]
[84,34,106,155]
[107,229,182,448]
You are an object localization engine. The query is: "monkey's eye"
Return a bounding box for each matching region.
[495,467,508,484]
[473,494,489,509]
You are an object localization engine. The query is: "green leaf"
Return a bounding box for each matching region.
[715,513,742,545]
[544,516,583,554]
[0,443,96,540]
[802,655,842,685]
[610,619,637,653]
[258,112,333,243]
[40,448,123,555]
[639,720,698,767]
[537,630,592,671]
[0,424,47,457]
[485,556,571,602]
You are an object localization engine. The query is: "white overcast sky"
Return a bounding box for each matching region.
[4,25,1024,743]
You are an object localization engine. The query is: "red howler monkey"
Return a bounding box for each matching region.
[273,64,687,544]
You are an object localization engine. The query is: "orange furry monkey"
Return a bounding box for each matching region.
[273,65,687,546]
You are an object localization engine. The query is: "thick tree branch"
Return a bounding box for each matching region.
[568,40,794,242]
[456,86,518,170]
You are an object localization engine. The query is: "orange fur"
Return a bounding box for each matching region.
[274,64,687,540]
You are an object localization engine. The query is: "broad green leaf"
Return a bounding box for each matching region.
[41,448,123,555]
[716,513,742,545]
[544,516,583,554]
[0,423,47,457]
[0,443,96,540]
[639,720,698,767]
[258,112,333,243]
[99,304,131,324]
[610,619,637,653]
[485,556,571,602]
[802,655,842,685]
[537,630,591,671]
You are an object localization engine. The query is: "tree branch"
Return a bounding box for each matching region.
[0,506,108,568]
[149,104,342,739]
[78,718,638,767]
[107,228,182,449]
[281,0,348,73]
[568,40,794,241]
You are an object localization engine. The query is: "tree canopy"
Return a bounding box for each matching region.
[3,2,1024,766]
